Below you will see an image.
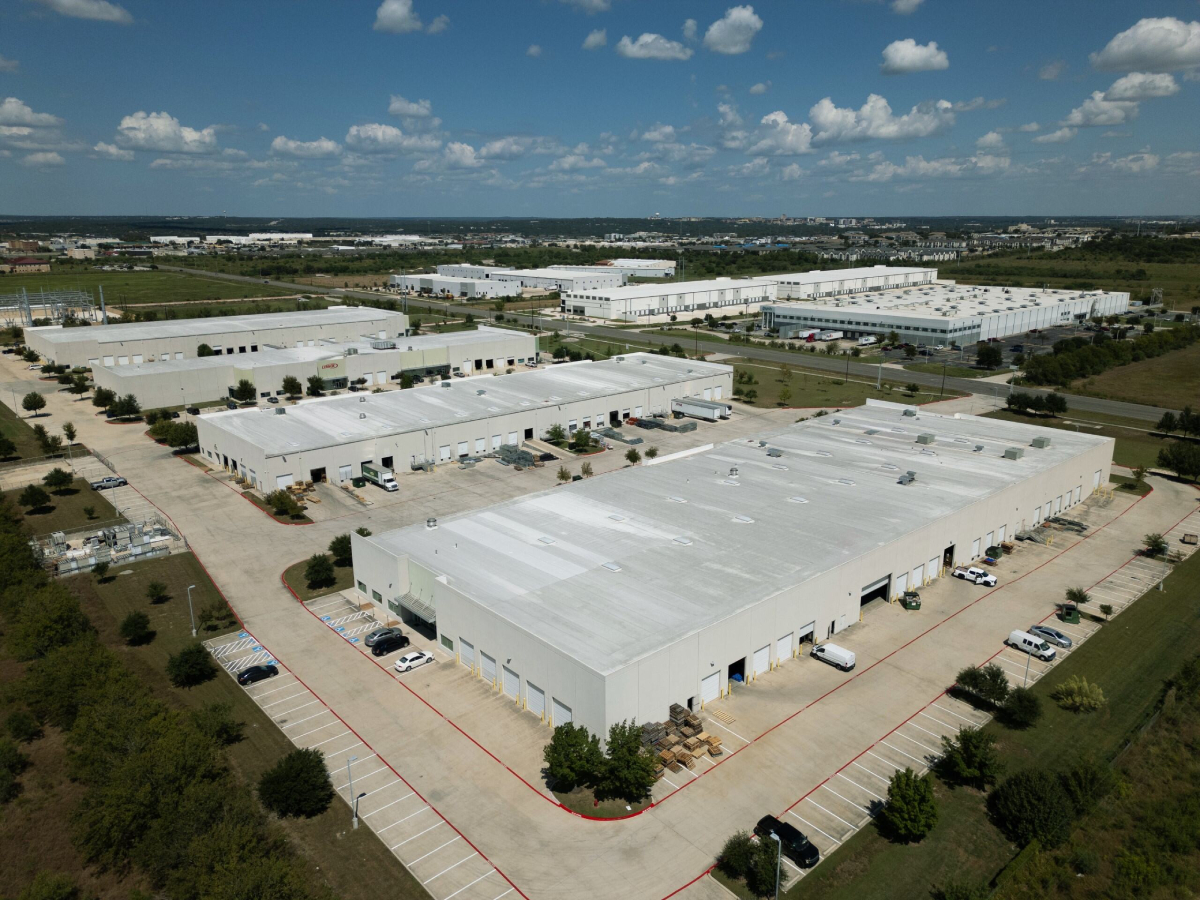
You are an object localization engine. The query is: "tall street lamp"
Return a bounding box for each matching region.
[186,583,197,637]
[346,756,360,829]
[769,832,782,900]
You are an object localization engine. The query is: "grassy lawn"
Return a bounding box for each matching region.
[1109,473,1152,496]
[13,267,295,305]
[904,361,1004,379]
[5,476,123,534]
[553,786,652,819]
[0,402,43,464]
[67,552,428,900]
[788,548,1200,900]
[731,360,962,409]
[282,555,355,602]
[1061,339,1200,410]
[242,489,314,524]
[982,409,1166,470]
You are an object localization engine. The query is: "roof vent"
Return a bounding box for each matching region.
[673,536,693,545]
[729,466,739,477]
[426,517,437,529]
[359,412,366,419]
[916,433,936,445]
[836,478,856,486]
[898,473,916,485]
[766,448,782,458]
[667,496,688,504]
[440,380,451,388]
[476,389,487,395]
[1004,447,1025,460]
[274,407,286,415]
[732,515,754,524]
[538,536,556,545]
[902,408,917,417]
[788,496,809,504]
[1031,436,1052,449]
[601,561,622,572]
[359,396,366,402]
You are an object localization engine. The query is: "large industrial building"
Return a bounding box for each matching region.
[547,259,677,279]
[761,284,1130,344]
[435,264,624,292]
[389,274,521,299]
[91,327,537,409]
[27,307,409,370]
[763,265,937,300]
[352,401,1114,737]
[195,353,732,491]
[560,277,777,322]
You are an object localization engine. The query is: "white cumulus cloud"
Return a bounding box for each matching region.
[1032,126,1076,144]
[478,137,528,160]
[270,136,341,158]
[683,19,698,41]
[641,124,676,143]
[116,111,217,153]
[33,0,131,23]
[374,0,423,34]
[0,97,63,127]
[22,150,65,167]
[344,123,440,154]
[388,95,433,117]
[91,141,133,160]
[1063,91,1139,127]
[749,81,770,95]
[616,33,693,60]
[704,6,763,55]
[426,14,449,34]
[582,29,607,50]
[1105,72,1180,101]
[1018,122,1041,132]
[1039,60,1066,81]
[880,38,949,74]
[976,131,1005,150]
[550,154,606,171]
[750,111,813,155]
[891,0,924,14]
[1090,17,1200,73]
[0,55,18,73]
[809,94,954,143]
[526,44,542,57]
[560,0,609,12]
[781,162,804,180]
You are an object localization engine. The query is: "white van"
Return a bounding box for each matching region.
[811,643,856,671]
[1007,630,1056,662]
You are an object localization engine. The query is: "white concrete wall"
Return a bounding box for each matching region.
[563,280,777,322]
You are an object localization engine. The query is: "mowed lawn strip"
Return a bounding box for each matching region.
[71,552,429,900]
[1062,339,1200,411]
[0,402,44,464]
[4,477,123,534]
[786,545,1200,900]
[730,360,962,408]
[282,555,356,603]
[20,268,296,304]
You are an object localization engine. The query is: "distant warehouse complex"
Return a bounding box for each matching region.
[761,284,1130,343]
[351,401,1114,737]
[92,326,536,409]
[195,354,731,490]
[389,274,522,299]
[547,259,676,279]
[761,265,937,299]
[27,307,409,369]
[561,277,776,322]
[433,264,624,292]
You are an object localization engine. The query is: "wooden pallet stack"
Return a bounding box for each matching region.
[641,710,724,770]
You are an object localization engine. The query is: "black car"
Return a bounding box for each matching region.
[370,634,411,656]
[226,401,238,410]
[754,815,820,868]
[1010,344,1024,353]
[237,663,279,685]
[185,406,201,415]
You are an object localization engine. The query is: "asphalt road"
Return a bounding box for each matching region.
[158,265,1175,422]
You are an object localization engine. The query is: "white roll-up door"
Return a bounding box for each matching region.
[928,558,939,580]
[799,620,815,643]
[132,354,143,364]
[507,431,518,444]
[492,434,502,449]
[276,473,294,490]
[475,438,485,454]
[703,388,712,401]
[776,632,793,662]
[460,639,475,668]
[985,532,994,549]
[118,356,128,365]
[502,666,519,699]
[714,387,723,400]
[912,562,925,586]
[998,525,1006,542]
[439,445,451,461]
[753,645,770,677]
[1074,486,1081,504]
[836,614,847,633]
[527,682,546,719]
[634,406,643,417]
[103,356,114,366]
[364,373,374,386]
[481,652,497,684]
[1093,470,1101,488]
[339,465,352,482]
[701,671,720,704]
[894,572,908,595]
[552,698,572,726]
[971,538,981,558]
[1054,495,1062,514]
[88,358,99,367]
[377,371,386,384]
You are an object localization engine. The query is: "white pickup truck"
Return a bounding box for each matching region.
[952,565,997,587]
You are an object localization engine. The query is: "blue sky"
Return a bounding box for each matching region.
[1,0,1198,218]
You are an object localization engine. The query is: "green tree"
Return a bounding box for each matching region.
[6,710,42,744]
[22,392,46,416]
[778,385,792,406]
[879,767,938,842]
[939,727,1003,789]
[355,526,372,537]
[9,587,93,660]
[1143,532,1168,557]
[305,375,324,397]
[166,643,218,688]
[570,427,592,452]
[1058,754,1114,817]
[281,375,302,398]
[68,373,90,398]
[1157,440,1200,482]
[119,611,154,646]
[258,748,335,818]
[328,533,353,566]
[0,435,16,459]
[930,882,990,900]
[542,722,602,793]
[111,393,141,419]
[265,489,304,519]
[165,420,198,449]
[1001,686,1042,729]
[232,379,257,403]
[645,446,659,459]
[146,581,168,603]
[594,719,656,803]
[905,382,920,394]
[987,769,1073,848]
[21,348,39,363]
[92,387,116,410]
[92,561,110,581]
[18,484,52,511]
[304,553,335,589]
[12,872,77,900]
[716,831,756,881]
[196,343,215,357]
[904,344,917,359]
[61,421,76,444]
[42,467,74,493]
[975,342,1003,369]
[1051,675,1107,712]
[557,465,571,484]
[1043,392,1068,416]
[545,423,567,444]
[400,372,414,389]
[1156,410,1177,435]
[745,838,784,897]
[1099,603,1114,620]
[580,461,593,477]
[625,448,641,465]
[1065,586,1089,608]
[189,702,245,747]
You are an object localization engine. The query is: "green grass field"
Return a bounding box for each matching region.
[5,476,122,535]
[1061,340,1200,410]
[904,361,1004,379]
[731,360,961,408]
[7,267,296,306]
[0,403,42,464]
[787,547,1200,900]
[282,554,355,602]
[983,408,1166,470]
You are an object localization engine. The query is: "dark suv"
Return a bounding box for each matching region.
[370,633,411,657]
[754,815,820,868]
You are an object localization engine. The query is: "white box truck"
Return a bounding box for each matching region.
[361,463,399,492]
[857,335,879,346]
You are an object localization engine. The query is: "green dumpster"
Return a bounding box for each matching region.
[901,590,922,611]
[352,477,367,489]
[1058,602,1080,625]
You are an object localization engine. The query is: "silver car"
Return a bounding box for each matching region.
[364,626,403,647]
[1029,624,1073,649]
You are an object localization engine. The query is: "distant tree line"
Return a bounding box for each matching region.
[1020,325,1199,387]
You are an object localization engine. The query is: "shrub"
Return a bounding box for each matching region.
[119,611,153,646]
[879,767,937,842]
[717,831,756,880]
[545,423,567,444]
[1051,675,1107,712]
[1142,533,1168,557]
[987,769,1073,848]
[557,466,570,484]
[18,484,52,510]
[92,561,110,581]
[1058,754,1115,817]
[12,872,78,900]
[82,504,96,520]
[190,702,245,746]
[197,596,236,631]
[1001,687,1043,729]
[954,663,1009,707]
[258,748,335,818]
[930,882,990,900]
[905,382,920,394]
[328,533,352,567]
[0,738,30,803]
[543,722,602,793]
[264,489,304,519]
[166,643,218,688]
[645,446,659,459]
[1068,845,1100,875]
[304,553,335,589]
[939,727,1003,789]
[146,580,168,603]
[5,710,42,744]
[625,448,641,465]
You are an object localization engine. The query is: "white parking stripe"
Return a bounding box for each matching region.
[892,729,941,756]
[423,851,478,885]
[851,761,892,784]
[390,820,442,849]
[807,799,858,831]
[659,773,680,789]
[307,732,353,750]
[489,889,514,900]
[905,721,947,742]
[838,772,885,802]
[261,690,311,708]
[282,710,331,729]
[246,679,298,698]
[781,856,804,875]
[293,722,342,740]
[361,792,415,819]
[879,739,927,766]
[788,811,840,844]
[707,719,749,744]
[824,784,871,812]
[379,805,431,833]
[930,702,979,724]
[274,699,321,717]
[355,778,401,801]
[442,871,493,900]
[918,710,955,731]
[336,766,387,788]
[308,597,348,610]
[866,749,903,772]
[410,836,460,866]
[322,740,364,757]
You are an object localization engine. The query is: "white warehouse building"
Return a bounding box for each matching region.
[91,327,538,409]
[435,264,625,292]
[547,259,677,279]
[762,265,938,300]
[27,307,409,370]
[352,401,1114,738]
[195,354,732,491]
[561,277,777,323]
[761,284,1131,344]
[389,274,522,299]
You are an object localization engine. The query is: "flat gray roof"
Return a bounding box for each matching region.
[28,306,405,346]
[366,402,1111,675]
[563,277,774,300]
[762,265,935,285]
[202,353,729,457]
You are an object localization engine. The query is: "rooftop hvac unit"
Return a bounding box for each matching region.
[476,389,487,395]
[974,444,984,452]
[916,433,936,444]
[439,380,451,388]
[1004,447,1025,460]
[274,407,286,415]
[426,517,437,529]
[359,396,366,402]
[902,408,917,417]
[898,472,916,485]
[766,448,782,458]
[371,340,397,350]
[1031,436,1052,449]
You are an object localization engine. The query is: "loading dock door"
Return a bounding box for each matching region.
[799,621,815,644]
[460,639,475,669]
[971,538,981,558]
[911,562,925,587]
[894,572,908,596]
[527,682,546,719]
[998,525,1006,542]
[860,574,891,605]
[777,632,793,662]
[481,652,497,685]
[1054,495,1062,514]
[928,558,939,580]
[276,474,294,490]
[552,699,572,726]
[701,671,720,704]
[502,666,519,699]
[753,645,770,677]
[1074,486,1081,504]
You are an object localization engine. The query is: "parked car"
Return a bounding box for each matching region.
[226,401,238,410]
[1010,344,1025,353]
[952,565,997,587]
[811,642,856,671]
[237,663,279,685]
[1007,629,1056,662]
[267,396,279,404]
[364,626,403,648]
[753,815,820,868]
[169,410,180,419]
[1029,624,1073,648]
[27,363,41,370]
[394,650,435,673]
[537,452,557,462]
[185,406,201,415]
[89,475,127,491]
[370,634,411,657]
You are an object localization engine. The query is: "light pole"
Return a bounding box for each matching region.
[1023,650,1031,687]
[769,832,782,900]
[346,756,359,829]
[186,583,197,637]
[939,361,947,398]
